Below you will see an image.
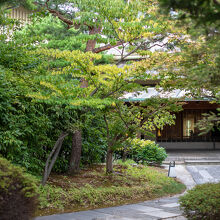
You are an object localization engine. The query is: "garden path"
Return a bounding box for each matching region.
[35,157,220,220]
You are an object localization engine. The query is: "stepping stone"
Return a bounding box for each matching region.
[161,203,179,208]
[144,210,180,218]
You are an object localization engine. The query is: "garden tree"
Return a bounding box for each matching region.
[29,48,141,179]
[31,0,143,176]
[34,0,184,61]
[0,33,107,178]
[103,98,182,173]
[14,15,114,64]
[30,47,182,176]
[25,0,182,177]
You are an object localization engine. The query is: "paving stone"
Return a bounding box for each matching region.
[199,170,214,180]
[89,217,134,220]
[95,207,158,219]
[35,214,70,220]
[162,216,187,220]
[187,165,220,184]
[143,211,180,219]
[35,211,114,220]
[161,203,179,208]
[160,208,182,215]
[123,204,162,212]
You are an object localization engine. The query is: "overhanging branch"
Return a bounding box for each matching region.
[92,41,123,53]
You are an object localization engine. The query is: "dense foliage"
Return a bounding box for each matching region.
[179,183,220,220]
[0,0,188,180]
[159,0,220,26]
[0,157,38,220]
[0,40,108,175]
[125,139,167,165]
[157,0,220,133]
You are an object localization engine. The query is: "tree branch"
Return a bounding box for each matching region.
[101,84,124,99]
[43,0,81,29]
[116,41,145,65]
[116,41,169,65]
[89,86,100,96]
[92,41,123,53]
[104,114,110,141]
[42,132,68,185]
[115,103,129,129]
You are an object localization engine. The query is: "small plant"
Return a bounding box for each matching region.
[179,183,220,220]
[128,138,167,165]
[0,157,38,220]
[116,159,137,167]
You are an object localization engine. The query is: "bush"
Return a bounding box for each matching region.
[0,157,38,220]
[129,139,167,165]
[179,183,220,220]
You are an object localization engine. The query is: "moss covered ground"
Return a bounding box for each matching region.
[36,161,185,216]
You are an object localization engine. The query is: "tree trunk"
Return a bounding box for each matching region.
[85,26,101,52]
[68,27,98,176]
[68,130,82,175]
[42,132,68,185]
[122,150,127,162]
[106,147,113,173]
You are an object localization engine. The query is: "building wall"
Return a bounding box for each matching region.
[1,6,31,36]
[8,6,31,23]
[159,142,220,150]
[154,102,220,150]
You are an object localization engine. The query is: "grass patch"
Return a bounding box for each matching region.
[36,161,185,216]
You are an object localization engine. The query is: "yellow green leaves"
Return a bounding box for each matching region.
[40,81,63,95]
[34,49,101,63]
[28,48,134,109]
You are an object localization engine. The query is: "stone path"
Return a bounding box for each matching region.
[35,195,185,220]
[186,165,220,184]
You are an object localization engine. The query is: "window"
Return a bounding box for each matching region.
[183,114,194,137]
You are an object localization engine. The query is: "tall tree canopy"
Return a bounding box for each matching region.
[1,0,187,183]
[159,0,220,26]
[0,0,35,9]
[156,0,220,133]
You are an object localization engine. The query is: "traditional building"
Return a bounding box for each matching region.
[8,6,31,23]
[123,88,220,150]
[0,6,31,36]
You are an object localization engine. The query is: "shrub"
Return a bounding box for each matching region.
[179,183,220,220]
[0,157,38,220]
[129,138,167,165]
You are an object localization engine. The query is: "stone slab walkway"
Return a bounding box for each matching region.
[35,195,185,220]
[186,165,220,184]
